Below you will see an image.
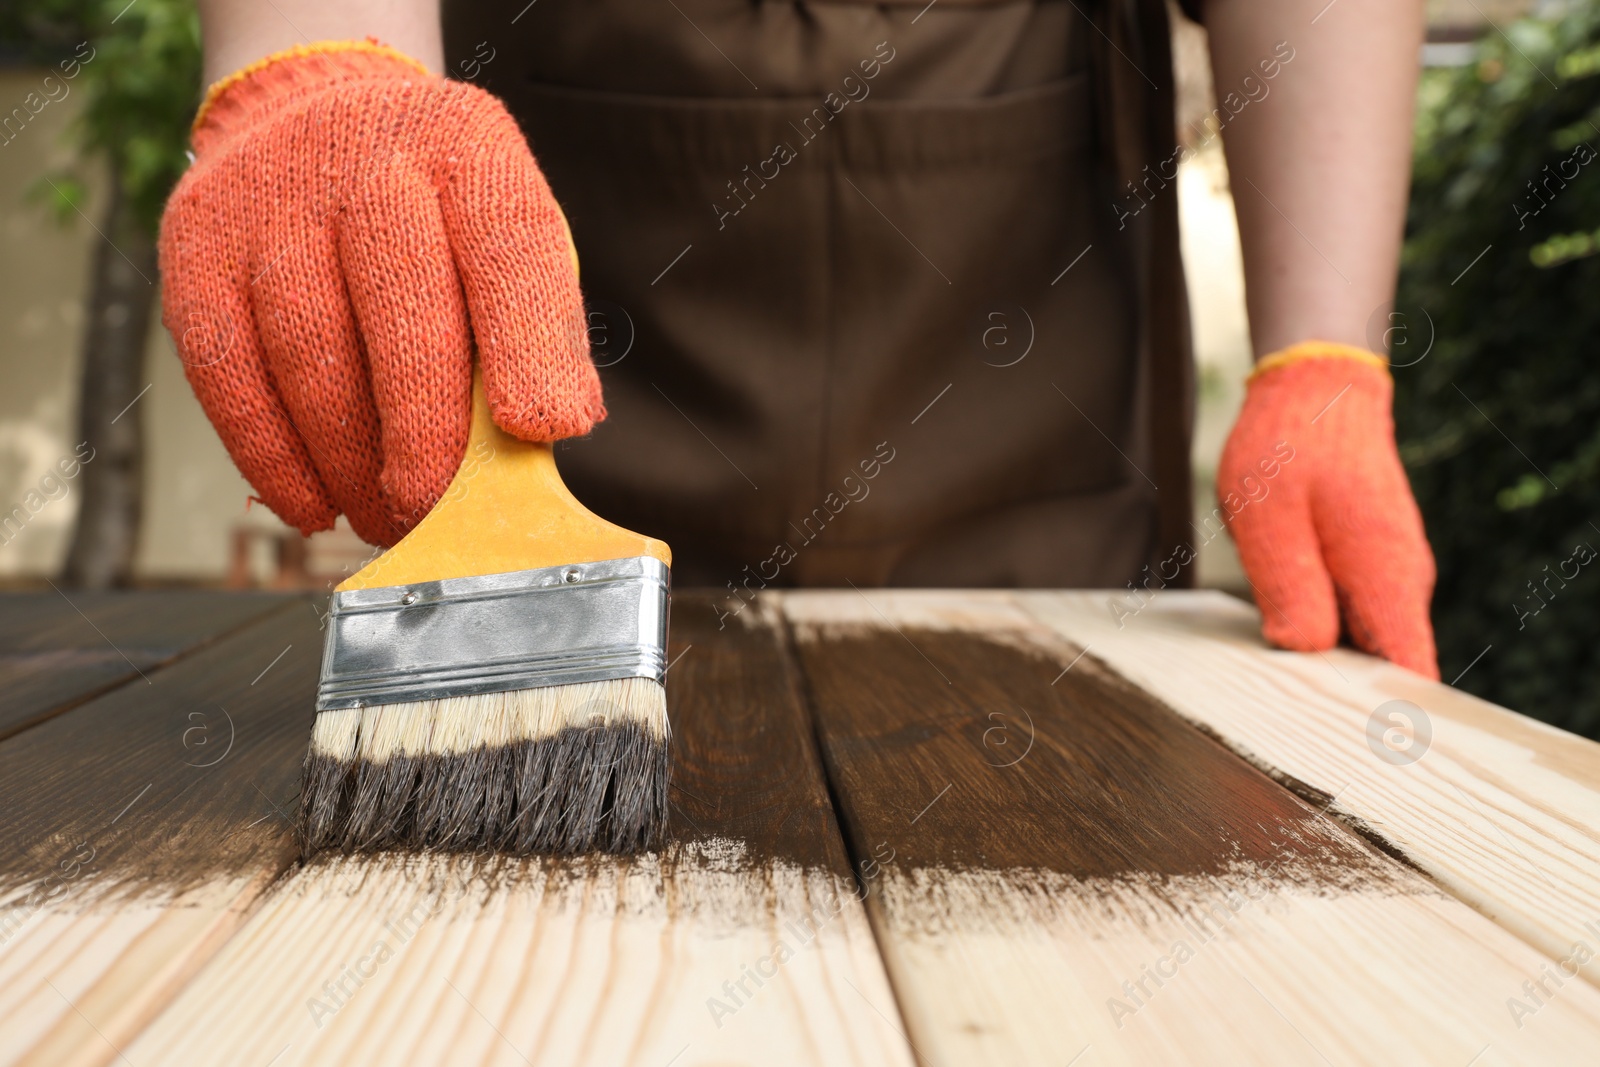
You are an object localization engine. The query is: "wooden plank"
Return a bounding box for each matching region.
[0,604,321,1066]
[0,590,289,740]
[783,590,1600,1066]
[125,596,915,1067]
[1016,589,1600,986]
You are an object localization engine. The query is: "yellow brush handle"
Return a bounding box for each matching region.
[337,374,670,592]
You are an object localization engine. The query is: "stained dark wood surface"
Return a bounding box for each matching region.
[0,600,319,898]
[790,624,1398,886]
[0,591,859,897]
[666,595,854,877]
[0,590,288,741]
[0,588,1393,893]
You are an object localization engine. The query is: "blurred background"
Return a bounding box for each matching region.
[1,0,1596,736]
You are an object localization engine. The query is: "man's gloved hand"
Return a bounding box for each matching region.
[1219,342,1439,679]
[159,40,601,547]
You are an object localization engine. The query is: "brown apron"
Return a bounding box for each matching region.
[443,0,1193,589]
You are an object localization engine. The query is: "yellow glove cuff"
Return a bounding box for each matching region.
[193,38,431,133]
[1249,341,1390,383]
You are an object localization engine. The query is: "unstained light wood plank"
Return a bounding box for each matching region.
[0,603,321,1066]
[1016,589,1600,986]
[125,596,915,1067]
[782,590,1600,1067]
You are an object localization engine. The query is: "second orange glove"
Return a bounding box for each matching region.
[160,40,602,546]
[1220,342,1439,679]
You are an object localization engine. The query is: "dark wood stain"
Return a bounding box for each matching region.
[1182,716,1434,879]
[0,590,861,900]
[1,590,1377,901]
[0,603,320,899]
[0,590,289,741]
[299,594,863,898]
[665,595,855,879]
[791,625,1405,888]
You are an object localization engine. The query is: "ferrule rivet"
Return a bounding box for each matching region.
[401,591,418,605]
[563,568,581,583]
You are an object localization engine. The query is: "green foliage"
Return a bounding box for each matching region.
[7,0,201,235]
[1397,7,1600,737]
[25,172,89,226]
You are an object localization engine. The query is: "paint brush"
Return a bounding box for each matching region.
[297,372,671,855]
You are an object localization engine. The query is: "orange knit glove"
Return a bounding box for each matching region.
[1219,342,1438,679]
[159,41,602,547]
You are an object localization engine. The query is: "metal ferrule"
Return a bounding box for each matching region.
[316,556,670,711]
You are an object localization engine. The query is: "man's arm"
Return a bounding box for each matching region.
[1200,0,1426,357]
[198,0,444,84]
[1202,0,1439,678]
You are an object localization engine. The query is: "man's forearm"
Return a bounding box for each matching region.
[198,0,444,85]
[1201,0,1425,358]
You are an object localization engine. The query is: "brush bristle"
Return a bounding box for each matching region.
[298,678,669,856]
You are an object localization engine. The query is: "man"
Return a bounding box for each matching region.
[162,0,1437,676]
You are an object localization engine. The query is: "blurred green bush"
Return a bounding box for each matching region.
[1398,7,1600,737]
[3,0,201,234]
